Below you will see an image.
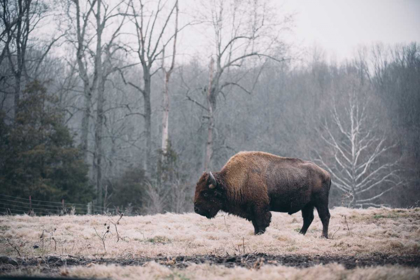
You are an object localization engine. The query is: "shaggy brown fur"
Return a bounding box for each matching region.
[194,151,332,238]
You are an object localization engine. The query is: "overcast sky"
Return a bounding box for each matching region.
[50,0,420,63]
[283,0,420,61]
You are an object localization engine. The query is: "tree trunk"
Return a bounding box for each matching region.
[14,72,21,117]
[93,0,104,209]
[80,83,91,161]
[74,0,94,162]
[143,70,152,174]
[161,72,170,156]
[204,57,215,171]
[13,0,23,120]
[160,0,178,158]
[94,79,104,209]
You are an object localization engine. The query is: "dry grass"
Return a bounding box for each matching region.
[1,207,419,279]
[65,263,418,280]
[7,263,419,280]
[1,207,419,258]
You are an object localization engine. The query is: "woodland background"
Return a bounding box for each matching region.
[0,0,419,215]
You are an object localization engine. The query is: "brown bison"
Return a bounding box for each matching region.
[194,151,332,238]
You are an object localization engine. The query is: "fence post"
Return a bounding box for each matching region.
[87,202,92,215]
[62,199,65,214]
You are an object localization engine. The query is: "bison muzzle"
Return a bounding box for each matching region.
[194,151,332,238]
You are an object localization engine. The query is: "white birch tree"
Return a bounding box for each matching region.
[125,0,180,173]
[315,81,404,208]
[160,0,178,157]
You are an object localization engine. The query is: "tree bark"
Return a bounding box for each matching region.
[143,69,152,173]
[161,71,170,155]
[161,0,178,157]
[93,0,104,209]
[73,0,97,162]
[204,57,215,171]
[80,82,91,162]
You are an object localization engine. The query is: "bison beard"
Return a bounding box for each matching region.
[194,151,332,238]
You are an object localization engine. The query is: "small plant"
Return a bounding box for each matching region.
[108,213,124,242]
[94,223,110,253]
[341,215,352,236]
[6,239,21,257]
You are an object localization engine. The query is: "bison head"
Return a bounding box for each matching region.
[194,172,225,219]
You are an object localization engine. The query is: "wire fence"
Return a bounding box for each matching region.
[0,194,115,216]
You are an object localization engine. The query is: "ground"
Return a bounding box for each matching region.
[0,207,419,279]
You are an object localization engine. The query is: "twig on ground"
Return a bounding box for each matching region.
[330,227,340,239]
[6,239,21,257]
[51,228,57,251]
[52,237,57,251]
[343,215,352,235]
[40,230,45,253]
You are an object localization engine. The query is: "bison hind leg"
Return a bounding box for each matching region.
[299,203,314,235]
[315,203,330,238]
[314,180,331,238]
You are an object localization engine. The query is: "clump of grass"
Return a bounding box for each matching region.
[373,214,399,219]
[165,272,190,280]
[0,225,10,231]
[147,236,171,244]
[286,246,298,252]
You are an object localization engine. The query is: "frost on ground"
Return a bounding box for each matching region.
[0,207,419,279]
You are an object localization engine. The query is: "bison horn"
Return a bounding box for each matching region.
[208,172,217,189]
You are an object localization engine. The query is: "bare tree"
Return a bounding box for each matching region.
[67,0,97,160]
[1,0,58,118]
[197,0,291,170]
[315,82,404,208]
[65,0,129,208]
[126,0,180,173]
[0,0,24,66]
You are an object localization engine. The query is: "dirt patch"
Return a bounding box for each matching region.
[1,253,419,275]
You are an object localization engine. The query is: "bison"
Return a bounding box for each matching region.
[194,151,331,238]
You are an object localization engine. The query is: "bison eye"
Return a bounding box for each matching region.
[203,192,209,198]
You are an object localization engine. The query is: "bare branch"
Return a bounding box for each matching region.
[186,95,209,111]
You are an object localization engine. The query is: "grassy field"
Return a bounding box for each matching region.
[1,207,419,279]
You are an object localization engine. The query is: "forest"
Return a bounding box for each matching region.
[1,0,419,215]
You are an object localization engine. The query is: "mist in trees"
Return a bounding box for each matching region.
[1,0,419,214]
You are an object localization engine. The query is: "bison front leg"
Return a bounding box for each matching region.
[252,210,272,235]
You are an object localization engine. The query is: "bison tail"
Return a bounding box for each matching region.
[324,175,332,202]
[326,176,331,192]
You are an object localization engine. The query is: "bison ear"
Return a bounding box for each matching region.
[208,172,217,189]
